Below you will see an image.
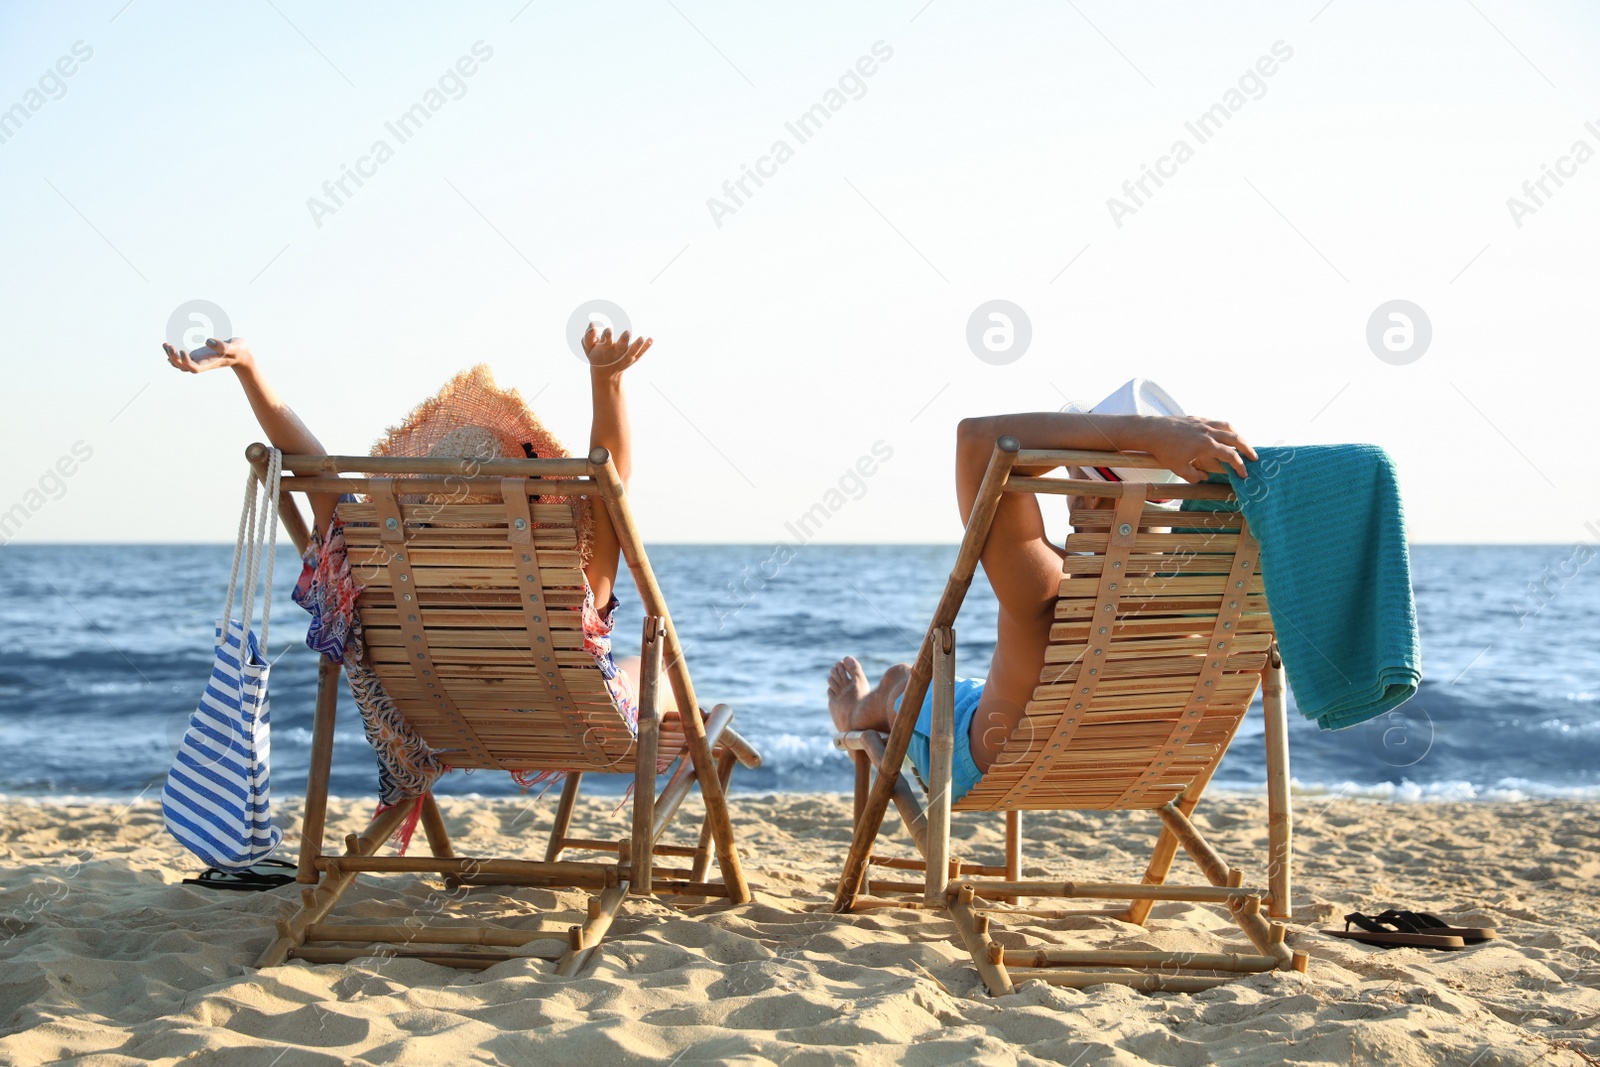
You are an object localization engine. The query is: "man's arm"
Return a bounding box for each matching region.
[955,411,1257,523]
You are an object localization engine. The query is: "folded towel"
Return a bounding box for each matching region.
[1185,444,1421,730]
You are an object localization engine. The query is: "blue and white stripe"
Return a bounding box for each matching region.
[162,618,282,870]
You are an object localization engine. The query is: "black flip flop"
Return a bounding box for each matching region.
[1378,909,1498,943]
[1327,911,1465,949]
[183,858,298,892]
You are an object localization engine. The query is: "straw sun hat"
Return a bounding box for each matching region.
[371,364,594,557]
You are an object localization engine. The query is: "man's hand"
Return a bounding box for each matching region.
[581,324,652,376]
[1143,415,1258,482]
[165,337,255,375]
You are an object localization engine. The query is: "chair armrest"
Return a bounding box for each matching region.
[715,725,762,769]
[664,709,762,769]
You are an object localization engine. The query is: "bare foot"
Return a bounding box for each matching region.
[827,656,871,733]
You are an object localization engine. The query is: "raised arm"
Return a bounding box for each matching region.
[164,337,340,536]
[577,324,653,606]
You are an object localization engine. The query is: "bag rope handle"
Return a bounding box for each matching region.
[221,467,257,631]
[221,447,283,655]
[257,448,282,651]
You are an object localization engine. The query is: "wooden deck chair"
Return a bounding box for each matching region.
[245,443,762,973]
[832,438,1306,994]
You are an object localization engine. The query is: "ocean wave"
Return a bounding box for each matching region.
[275,727,373,747]
[66,679,160,696]
[1210,777,1600,802]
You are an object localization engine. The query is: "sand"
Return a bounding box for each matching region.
[1,791,1597,1066]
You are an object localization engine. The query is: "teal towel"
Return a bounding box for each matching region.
[1184,444,1421,730]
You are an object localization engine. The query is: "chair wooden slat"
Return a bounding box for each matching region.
[359,607,585,630]
[1043,630,1274,663]
[356,564,588,590]
[1070,507,1243,529]
[1057,572,1267,598]
[1049,615,1273,641]
[336,501,575,526]
[364,627,589,650]
[356,589,588,611]
[1055,594,1270,618]
[343,526,579,549]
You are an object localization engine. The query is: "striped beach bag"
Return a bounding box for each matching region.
[163,449,285,870]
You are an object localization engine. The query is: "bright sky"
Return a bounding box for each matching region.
[2,0,1596,545]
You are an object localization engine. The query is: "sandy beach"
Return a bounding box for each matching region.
[2,792,1596,1065]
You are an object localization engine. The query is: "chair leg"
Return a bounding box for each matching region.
[1262,647,1293,919]
[1004,811,1021,880]
[1230,887,1297,968]
[690,750,737,884]
[1156,801,1230,886]
[835,717,929,910]
[688,745,749,904]
[1156,803,1296,969]
[545,772,583,863]
[1122,828,1179,926]
[997,810,1022,905]
[555,869,630,977]
[1123,771,1218,926]
[631,617,665,895]
[258,798,420,967]
[836,730,933,898]
[853,731,932,859]
[296,657,341,884]
[924,627,956,905]
[853,750,870,822]
[850,751,873,896]
[419,793,454,858]
[947,884,1013,996]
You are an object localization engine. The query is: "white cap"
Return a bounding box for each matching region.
[1059,378,1185,486]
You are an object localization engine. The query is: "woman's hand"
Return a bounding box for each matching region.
[165,336,255,375]
[581,324,652,377]
[1143,416,1258,482]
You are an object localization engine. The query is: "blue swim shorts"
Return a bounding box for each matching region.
[896,677,987,804]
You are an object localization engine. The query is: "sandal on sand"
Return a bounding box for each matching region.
[1378,909,1498,943]
[183,858,297,892]
[1328,911,1466,949]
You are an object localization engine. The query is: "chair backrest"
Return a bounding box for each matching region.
[268,448,689,775]
[953,459,1274,813]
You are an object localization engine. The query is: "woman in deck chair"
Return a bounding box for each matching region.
[826,408,1258,803]
[164,327,664,813]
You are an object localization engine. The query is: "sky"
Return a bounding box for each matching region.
[1,0,1597,546]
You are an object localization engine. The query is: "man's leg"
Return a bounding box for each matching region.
[827,657,911,734]
[954,420,1068,771]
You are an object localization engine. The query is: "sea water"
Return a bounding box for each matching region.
[0,544,1595,802]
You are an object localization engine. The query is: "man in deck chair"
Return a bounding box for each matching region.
[826,401,1257,803]
[165,325,667,822]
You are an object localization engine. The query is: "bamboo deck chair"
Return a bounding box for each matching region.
[832,438,1305,995]
[246,443,761,973]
